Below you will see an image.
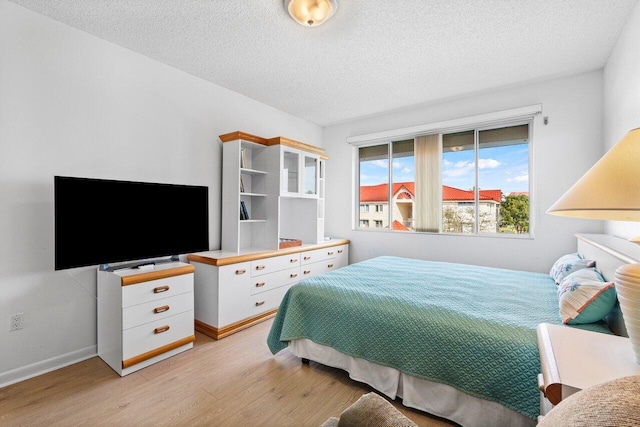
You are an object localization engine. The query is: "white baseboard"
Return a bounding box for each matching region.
[0,345,97,389]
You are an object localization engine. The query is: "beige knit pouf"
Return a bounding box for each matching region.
[538,375,640,427]
[320,392,417,427]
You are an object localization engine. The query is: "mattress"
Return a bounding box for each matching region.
[267,256,611,422]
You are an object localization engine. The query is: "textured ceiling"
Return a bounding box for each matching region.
[7,0,639,126]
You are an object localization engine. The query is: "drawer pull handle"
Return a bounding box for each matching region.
[236,269,246,275]
[290,273,298,278]
[290,258,297,263]
[154,325,170,334]
[328,251,334,255]
[304,256,311,261]
[328,264,334,268]
[304,270,311,274]
[153,285,170,294]
[256,282,266,287]
[255,301,265,306]
[154,305,170,314]
[338,250,343,254]
[256,265,266,270]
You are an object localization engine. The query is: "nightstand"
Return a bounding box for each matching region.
[537,322,640,416]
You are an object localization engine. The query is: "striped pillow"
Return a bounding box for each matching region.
[557,268,616,324]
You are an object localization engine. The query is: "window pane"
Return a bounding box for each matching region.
[359,145,389,229]
[391,140,414,232]
[478,124,529,234]
[355,120,531,236]
[442,131,475,234]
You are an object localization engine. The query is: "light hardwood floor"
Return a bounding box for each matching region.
[0,319,457,426]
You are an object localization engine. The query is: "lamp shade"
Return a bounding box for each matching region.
[547,127,640,221]
[285,0,337,27]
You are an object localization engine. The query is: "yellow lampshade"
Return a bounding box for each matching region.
[285,0,337,27]
[547,128,640,221]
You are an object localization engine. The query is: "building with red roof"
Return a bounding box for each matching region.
[359,182,501,233]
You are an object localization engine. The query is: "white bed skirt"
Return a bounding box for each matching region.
[288,339,536,427]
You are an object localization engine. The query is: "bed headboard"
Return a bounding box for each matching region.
[576,233,640,337]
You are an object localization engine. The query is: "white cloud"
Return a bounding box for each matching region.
[477,158,500,169]
[371,160,388,168]
[443,168,471,178]
[508,173,529,183]
[402,167,412,174]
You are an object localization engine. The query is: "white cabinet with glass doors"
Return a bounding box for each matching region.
[280,146,320,198]
[219,131,328,253]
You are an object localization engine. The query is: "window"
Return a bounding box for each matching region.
[359,219,369,227]
[356,121,531,236]
[360,204,369,213]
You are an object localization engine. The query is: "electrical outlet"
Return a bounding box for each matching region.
[10,313,23,331]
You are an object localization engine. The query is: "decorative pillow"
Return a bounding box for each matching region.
[557,268,616,324]
[549,253,595,284]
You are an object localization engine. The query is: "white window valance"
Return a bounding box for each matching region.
[346,104,542,146]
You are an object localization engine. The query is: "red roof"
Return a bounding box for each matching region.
[509,192,529,197]
[391,220,410,231]
[360,182,501,203]
[360,182,414,203]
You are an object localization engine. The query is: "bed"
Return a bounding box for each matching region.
[267,234,631,427]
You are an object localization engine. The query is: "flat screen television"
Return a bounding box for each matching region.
[54,176,209,270]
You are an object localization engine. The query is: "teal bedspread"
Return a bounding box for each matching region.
[267,256,611,420]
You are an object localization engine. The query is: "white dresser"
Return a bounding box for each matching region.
[97,262,195,376]
[188,239,349,339]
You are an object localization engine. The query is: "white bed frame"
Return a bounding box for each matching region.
[287,233,640,427]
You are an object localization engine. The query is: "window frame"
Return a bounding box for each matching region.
[351,106,539,239]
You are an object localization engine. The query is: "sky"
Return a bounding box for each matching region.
[359,143,529,196]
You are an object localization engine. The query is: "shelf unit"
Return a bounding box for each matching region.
[221,133,277,252]
[220,131,328,252]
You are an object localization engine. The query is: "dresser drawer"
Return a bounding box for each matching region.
[122,292,193,330]
[250,267,299,295]
[122,310,194,361]
[301,247,337,265]
[122,273,193,308]
[301,259,339,279]
[251,253,300,277]
[250,284,293,316]
[334,244,348,268]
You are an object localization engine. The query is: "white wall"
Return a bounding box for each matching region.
[323,72,605,273]
[0,0,321,386]
[603,1,640,239]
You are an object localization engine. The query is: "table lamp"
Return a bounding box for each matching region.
[547,127,640,362]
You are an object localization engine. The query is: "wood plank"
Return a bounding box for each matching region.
[0,319,455,427]
[187,239,350,267]
[120,264,195,286]
[219,131,268,145]
[266,136,326,156]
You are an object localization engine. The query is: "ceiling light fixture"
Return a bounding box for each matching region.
[285,0,338,27]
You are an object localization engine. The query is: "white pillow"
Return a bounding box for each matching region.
[550,253,595,284]
[557,268,616,324]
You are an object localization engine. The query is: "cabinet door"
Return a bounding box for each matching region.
[303,154,318,196]
[218,263,252,325]
[282,149,301,195]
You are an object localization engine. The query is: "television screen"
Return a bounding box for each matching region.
[54,176,209,270]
